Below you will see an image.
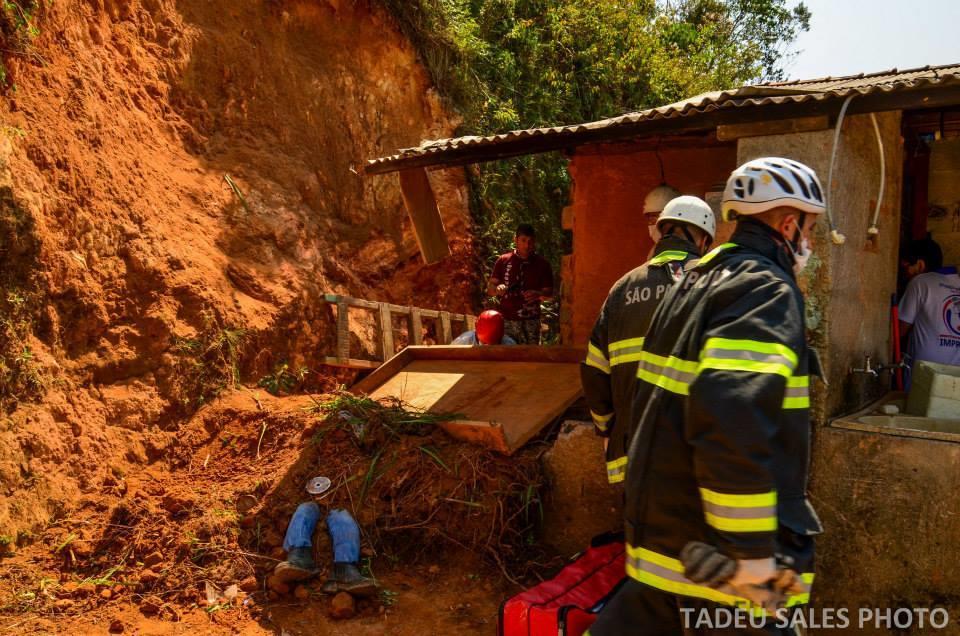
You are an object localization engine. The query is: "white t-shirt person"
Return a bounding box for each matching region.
[899,267,960,373]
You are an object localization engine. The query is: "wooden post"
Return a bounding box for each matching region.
[409,308,424,345]
[336,300,350,361]
[440,311,452,344]
[466,314,476,332]
[378,303,395,361]
[398,168,451,264]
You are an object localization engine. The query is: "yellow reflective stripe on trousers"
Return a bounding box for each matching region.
[585,342,611,374]
[591,410,613,432]
[700,488,777,533]
[609,337,645,367]
[606,456,627,484]
[636,350,698,395]
[783,375,810,409]
[648,250,689,266]
[625,544,813,614]
[698,337,798,379]
[696,242,737,267]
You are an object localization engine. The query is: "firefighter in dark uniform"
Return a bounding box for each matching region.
[588,157,826,635]
[581,196,716,485]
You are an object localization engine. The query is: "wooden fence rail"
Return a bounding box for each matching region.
[322,294,477,369]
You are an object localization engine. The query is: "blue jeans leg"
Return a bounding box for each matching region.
[282,502,321,552]
[326,508,360,563]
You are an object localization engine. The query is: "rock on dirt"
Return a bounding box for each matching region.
[329,591,356,620]
[294,584,310,600]
[239,575,259,592]
[143,550,164,568]
[139,568,160,586]
[266,575,290,596]
[140,595,163,616]
[108,619,124,633]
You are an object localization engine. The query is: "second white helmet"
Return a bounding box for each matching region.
[657,195,716,240]
[722,157,826,221]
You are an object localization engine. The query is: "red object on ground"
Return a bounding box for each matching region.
[498,534,625,636]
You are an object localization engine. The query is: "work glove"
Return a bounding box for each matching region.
[681,542,806,615]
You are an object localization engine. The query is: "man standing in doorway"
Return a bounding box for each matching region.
[487,224,554,344]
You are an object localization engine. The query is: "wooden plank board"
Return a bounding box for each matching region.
[322,356,381,370]
[360,351,583,454]
[398,168,451,264]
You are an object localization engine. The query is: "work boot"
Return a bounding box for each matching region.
[321,562,378,597]
[272,547,319,585]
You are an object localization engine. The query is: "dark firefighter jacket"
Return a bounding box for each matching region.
[622,220,823,610]
[580,235,698,484]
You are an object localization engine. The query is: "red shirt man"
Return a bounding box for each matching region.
[486,224,554,344]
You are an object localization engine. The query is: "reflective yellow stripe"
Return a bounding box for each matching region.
[783,375,810,409]
[701,338,799,367]
[696,242,737,266]
[648,250,689,266]
[606,456,627,484]
[626,544,813,614]
[699,489,776,508]
[585,342,611,374]
[609,337,645,366]
[636,350,698,395]
[698,338,798,379]
[700,488,777,533]
[591,410,613,432]
[703,513,778,532]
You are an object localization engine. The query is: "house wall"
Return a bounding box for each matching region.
[737,111,904,422]
[565,144,737,345]
[928,138,960,266]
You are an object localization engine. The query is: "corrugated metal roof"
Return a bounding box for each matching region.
[367,62,960,174]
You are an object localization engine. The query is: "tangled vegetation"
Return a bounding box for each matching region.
[380,0,810,272]
[172,309,248,411]
[0,0,43,87]
[0,186,44,413]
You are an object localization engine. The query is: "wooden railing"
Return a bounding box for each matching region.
[323,294,477,369]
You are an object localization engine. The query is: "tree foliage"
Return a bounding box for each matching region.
[380,0,810,273]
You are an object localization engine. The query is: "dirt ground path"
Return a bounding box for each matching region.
[0,390,549,635]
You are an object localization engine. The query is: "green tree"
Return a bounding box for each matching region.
[381,0,810,279]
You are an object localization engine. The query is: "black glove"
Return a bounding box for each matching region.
[680,541,737,588]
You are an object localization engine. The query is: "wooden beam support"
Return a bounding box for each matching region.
[398,167,451,264]
[717,115,829,141]
[439,311,453,344]
[336,300,350,361]
[409,308,424,345]
[378,303,395,361]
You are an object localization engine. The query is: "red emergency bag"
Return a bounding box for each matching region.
[498,533,626,636]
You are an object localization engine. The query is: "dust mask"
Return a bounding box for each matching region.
[791,237,812,276]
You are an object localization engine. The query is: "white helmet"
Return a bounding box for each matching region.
[721,157,826,221]
[657,195,716,240]
[643,184,680,215]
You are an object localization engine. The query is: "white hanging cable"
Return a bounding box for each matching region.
[867,113,886,236]
[825,94,856,245]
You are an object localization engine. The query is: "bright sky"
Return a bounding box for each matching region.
[785,0,960,81]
